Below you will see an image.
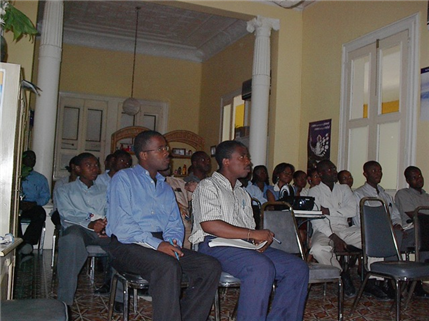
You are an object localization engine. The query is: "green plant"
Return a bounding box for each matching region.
[0,0,38,41]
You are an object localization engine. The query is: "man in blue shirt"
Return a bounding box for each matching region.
[55,152,109,307]
[106,130,221,321]
[19,150,50,255]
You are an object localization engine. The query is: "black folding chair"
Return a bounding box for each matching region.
[261,203,343,321]
[351,197,429,321]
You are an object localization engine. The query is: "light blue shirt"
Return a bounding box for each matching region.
[21,170,50,206]
[106,164,184,250]
[95,170,111,188]
[55,178,107,229]
[245,182,267,204]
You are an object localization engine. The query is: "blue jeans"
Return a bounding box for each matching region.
[199,237,309,321]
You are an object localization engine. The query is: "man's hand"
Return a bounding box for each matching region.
[157,240,184,259]
[321,206,330,215]
[329,233,348,252]
[88,218,107,235]
[250,229,274,252]
[185,181,198,193]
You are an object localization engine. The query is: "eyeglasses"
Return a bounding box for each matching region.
[142,146,170,153]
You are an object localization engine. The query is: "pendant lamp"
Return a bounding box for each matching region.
[123,7,141,116]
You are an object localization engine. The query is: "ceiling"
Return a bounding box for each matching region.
[37,1,316,63]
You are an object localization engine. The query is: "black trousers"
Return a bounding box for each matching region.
[108,235,222,321]
[19,205,46,245]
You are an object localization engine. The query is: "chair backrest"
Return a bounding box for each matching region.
[413,206,429,261]
[359,197,401,268]
[261,205,304,259]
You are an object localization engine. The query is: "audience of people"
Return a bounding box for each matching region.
[24,128,428,319]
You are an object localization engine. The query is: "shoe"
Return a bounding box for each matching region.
[114,302,124,313]
[414,282,429,298]
[341,271,356,298]
[18,243,33,255]
[364,279,390,301]
[382,280,396,300]
[94,283,110,296]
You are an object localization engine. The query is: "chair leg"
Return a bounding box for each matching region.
[351,273,370,314]
[38,223,46,254]
[51,229,57,268]
[404,280,417,310]
[338,278,343,321]
[123,280,129,321]
[89,257,95,284]
[108,275,118,320]
[133,288,138,314]
[395,279,401,321]
[214,288,221,321]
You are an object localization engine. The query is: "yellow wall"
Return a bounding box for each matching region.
[55,44,202,133]
[3,0,38,100]
[200,33,253,153]
[301,1,429,178]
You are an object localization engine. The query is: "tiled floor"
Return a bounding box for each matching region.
[14,250,429,320]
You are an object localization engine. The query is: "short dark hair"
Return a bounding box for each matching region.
[272,163,295,184]
[337,170,349,180]
[65,156,78,172]
[404,166,420,179]
[307,168,318,177]
[75,152,97,166]
[134,130,163,160]
[316,159,333,173]
[112,149,131,159]
[191,151,208,164]
[215,140,247,169]
[293,170,307,180]
[363,160,380,173]
[251,165,269,185]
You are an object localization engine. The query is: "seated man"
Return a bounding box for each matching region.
[19,150,50,255]
[55,153,110,307]
[96,149,132,187]
[395,165,429,297]
[106,130,221,321]
[353,160,405,300]
[190,140,309,321]
[184,150,211,184]
[308,160,361,298]
[338,170,354,189]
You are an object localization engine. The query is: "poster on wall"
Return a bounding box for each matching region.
[307,119,331,171]
[421,67,429,121]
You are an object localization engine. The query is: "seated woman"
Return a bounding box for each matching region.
[293,170,308,196]
[250,165,271,201]
[267,163,295,203]
[307,168,321,189]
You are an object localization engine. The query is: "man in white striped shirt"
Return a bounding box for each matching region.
[190,140,308,321]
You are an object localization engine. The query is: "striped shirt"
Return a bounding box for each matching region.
[189,171,255,244]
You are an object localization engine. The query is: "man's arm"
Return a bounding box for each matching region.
[395,189,415,220]
[201,220,273,247]
[37,174,51,206]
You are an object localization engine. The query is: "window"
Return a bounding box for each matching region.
[339,15,419,190]
[221,91,248,142]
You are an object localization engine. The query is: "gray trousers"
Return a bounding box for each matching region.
[57,225,111,306]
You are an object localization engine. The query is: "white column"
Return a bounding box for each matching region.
[32,0,63,190]
[247,16,279,166]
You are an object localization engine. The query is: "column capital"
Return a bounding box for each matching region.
[247,16,280,37]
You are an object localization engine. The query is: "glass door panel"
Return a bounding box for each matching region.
[379,44,400,115]
[348,126,369,188]
[377,121,399,189]
[350,54,370,120]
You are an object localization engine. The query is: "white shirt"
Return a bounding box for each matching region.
[353,182,402,227]
[308,182,357,237]
[245,181,267,204]
[189,171,256,244]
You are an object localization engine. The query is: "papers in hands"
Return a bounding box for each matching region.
[208,238,267,250]
[136,242,156,250]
